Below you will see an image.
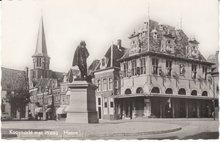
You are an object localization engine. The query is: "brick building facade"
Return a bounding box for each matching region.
[93,40,126,119]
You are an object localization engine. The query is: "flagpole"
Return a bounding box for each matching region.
[147,0,150,51]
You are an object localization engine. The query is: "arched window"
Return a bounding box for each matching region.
[151,87,160,93]
[178,88,186,95]
[191,90,197,96]
[165,88,173,94]
[202,91,208,96]
[136,87,143,94]
[125,89,132,95]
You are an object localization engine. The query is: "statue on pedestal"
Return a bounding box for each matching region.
[72,41,89,80]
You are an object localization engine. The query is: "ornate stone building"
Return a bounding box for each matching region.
[114,19,216,119]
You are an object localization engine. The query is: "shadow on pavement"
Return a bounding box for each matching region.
[183,132,219,139]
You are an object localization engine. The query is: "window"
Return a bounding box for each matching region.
[136,87,143,94]
[108,78,113,90]
[202,66,207,79]
[165,88,173,94]
[202,91,208,96]
[140,58,146,74]
[178,88,186,95]
[2,104,5,113]
[98,98,101,105]
[103,78,107,91]
[152,58,159,74]
[124,62,128,77]
[125,89,132,94]
[110,101,114,108]
[101,58,105,66]
[97,80,101,91]
[104,98,107,108]
[166,60,172,76]
[180,64,185,75]
[37,58,41,67]
[131,59,137,76]
[192,64,197,79]
[151,87,160,93]
[115,80,118,89]
[191,90,197,96]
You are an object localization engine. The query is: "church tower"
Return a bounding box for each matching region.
[32,18,51,80]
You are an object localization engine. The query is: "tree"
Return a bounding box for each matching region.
[6,89,30,119]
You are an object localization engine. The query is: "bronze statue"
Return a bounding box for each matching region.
[72,41,89,80]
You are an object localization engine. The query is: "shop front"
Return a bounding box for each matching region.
[114,94,215,119]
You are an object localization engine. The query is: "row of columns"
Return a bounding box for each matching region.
[115,98,151,119]
[116,98,209,119]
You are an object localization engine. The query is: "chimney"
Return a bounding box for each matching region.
[216,51,219,65]
[117,39,122,48]
[110,43,114,67]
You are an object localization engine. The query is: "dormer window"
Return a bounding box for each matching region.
[153,33,157,40]
[101,58,105,66]
[151,29,157,40]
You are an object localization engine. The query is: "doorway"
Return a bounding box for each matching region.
[98,107,101,119]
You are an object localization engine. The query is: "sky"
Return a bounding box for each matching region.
[1,0,219,73]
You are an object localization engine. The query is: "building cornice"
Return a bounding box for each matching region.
[93,66,120,74]
[118,51,214,65]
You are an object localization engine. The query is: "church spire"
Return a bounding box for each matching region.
[33,17,49,57]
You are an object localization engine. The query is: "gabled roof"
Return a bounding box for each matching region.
[32,17,49,57]
[66,68,80,82]
[88,60,100,75]
[207,51,219,73]
[51,71,65,83]
[1,67,27,91]
[120,19,208,63]
[95,45,126,71]
[105,45,126,67]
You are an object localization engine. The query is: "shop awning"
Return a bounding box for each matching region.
[150,94,218,100]
[114,93,218,100]
[114,94,145,99]
[56,105,68,114]
[46,108,52,113]
[35,107,43,113]
[64,106,69,112]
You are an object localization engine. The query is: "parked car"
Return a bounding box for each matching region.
[1,112,11,121]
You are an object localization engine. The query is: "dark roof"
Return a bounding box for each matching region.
[88,60,100,75]
[51,71,65,83]
[120,19,207,63]
[208,51,219,73]
[96,45,126,71]
[66,68,80,82]
[1,67,27,91]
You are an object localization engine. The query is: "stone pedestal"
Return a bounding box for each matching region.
[66,81,99,123]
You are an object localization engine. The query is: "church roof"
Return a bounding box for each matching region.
[32,18,49,57]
